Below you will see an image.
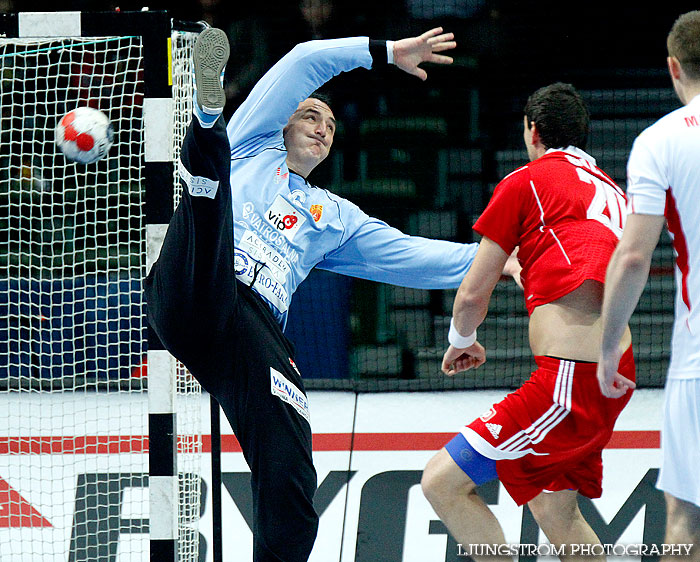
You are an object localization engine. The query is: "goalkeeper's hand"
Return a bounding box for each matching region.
[392,27,456,81]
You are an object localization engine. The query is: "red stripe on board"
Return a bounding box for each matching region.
[0,431,660,454]
[350,433,456,451]
[199,433,453,453]
[606,430,660,449]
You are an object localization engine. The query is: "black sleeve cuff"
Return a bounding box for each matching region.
[369,39,389,67]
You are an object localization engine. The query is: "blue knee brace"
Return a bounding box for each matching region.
[445,432,498,485]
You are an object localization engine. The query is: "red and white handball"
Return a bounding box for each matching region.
[55,107,114,164]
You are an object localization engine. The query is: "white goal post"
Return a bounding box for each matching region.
[0,10,202,562]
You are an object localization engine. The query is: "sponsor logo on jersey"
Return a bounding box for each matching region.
[265,194,305,241]
[238,229,290,281]
[235,256,289,313]
[289,189,307,207]
[270,367,310,423]
[486,423,502,440]
[241,202,300,265]
[684,114,699,127]
[310,204,323,222]
[480,407,497,422]
[273,166,289,184]
[178,159,219,199]
[233,250,249,276]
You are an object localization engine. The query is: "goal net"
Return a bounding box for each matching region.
[171,27,204,562]
[0,14,202,562]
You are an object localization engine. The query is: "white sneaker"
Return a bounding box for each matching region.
[193,27,229,127]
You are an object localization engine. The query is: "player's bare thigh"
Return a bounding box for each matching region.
[422,448,478,500]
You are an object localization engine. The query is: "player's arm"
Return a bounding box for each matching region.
[441,168,525,375]
[317,210,479,289]
[226,36,372,152]
[442,237,508,376]
[227,29,455,153]
[597,213,664,397]
[317,187,524,288]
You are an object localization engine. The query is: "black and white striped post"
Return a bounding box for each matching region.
[139,10,179,561]
[147,347,178,561]
[146,221,177,562]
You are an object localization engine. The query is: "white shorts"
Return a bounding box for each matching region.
[656,377,700,507]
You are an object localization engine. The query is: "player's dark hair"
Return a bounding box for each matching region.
[667,11,700,81]
[523,83,590,151]
[309,90,332,109]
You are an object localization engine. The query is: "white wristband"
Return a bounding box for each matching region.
[448,318,477,348]
[386,40,395,64]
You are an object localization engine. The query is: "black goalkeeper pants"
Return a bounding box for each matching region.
[144,116,318,561]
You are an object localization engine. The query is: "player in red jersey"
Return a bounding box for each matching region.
[421,83,636,561]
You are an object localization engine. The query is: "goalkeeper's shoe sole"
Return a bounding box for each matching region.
[193,27,229,114]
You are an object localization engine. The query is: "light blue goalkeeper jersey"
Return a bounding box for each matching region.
[225,36,478,327]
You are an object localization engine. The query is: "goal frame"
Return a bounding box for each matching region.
[0,10,181,561]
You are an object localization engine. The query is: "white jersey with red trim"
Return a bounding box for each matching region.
[626,94,700,379]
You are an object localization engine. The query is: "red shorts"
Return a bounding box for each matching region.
[463,347,635,505]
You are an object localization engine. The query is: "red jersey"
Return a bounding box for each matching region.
[474,147,626,314]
